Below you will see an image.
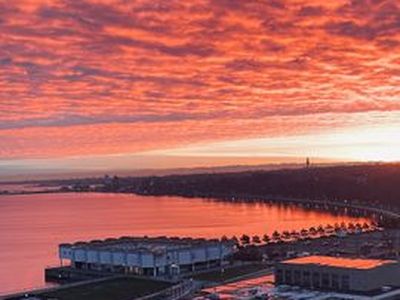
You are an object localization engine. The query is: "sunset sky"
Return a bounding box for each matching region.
[1,0,400,177]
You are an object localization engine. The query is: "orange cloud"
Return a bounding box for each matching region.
[0,0,399,171]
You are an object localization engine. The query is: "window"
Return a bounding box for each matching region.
[303,271,311,287]
[331,274,339,290]
[276,269,283,284]
[341,275,350,291]
[294,270,301,285]
[321,273,330,288]
[312,272,320,288]
[285,270,292,284]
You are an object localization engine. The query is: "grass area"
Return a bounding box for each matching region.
[191,264,267,282]
[40,277,171,300]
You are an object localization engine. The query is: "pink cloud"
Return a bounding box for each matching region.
[0,0,399,164]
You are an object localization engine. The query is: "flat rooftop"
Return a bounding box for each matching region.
[281,255,397,270]
[60,236,232,254]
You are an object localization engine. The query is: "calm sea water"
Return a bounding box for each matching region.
[0,193,367,295]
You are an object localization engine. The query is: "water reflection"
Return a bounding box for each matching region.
[0,193,367,295]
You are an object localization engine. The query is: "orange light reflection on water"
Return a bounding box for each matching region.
[0,193,368,295]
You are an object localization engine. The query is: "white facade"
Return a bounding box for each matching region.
[59,237,234,276]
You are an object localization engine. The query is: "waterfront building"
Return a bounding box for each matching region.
[59,236,234,276]
[275,255,400,298]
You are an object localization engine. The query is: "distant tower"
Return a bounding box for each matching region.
[306,157,311,168]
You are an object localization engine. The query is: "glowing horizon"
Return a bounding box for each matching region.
[1,0,400,176]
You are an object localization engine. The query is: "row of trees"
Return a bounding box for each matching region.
[221,221,375,246]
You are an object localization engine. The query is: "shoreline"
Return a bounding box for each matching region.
[0,191,395,298]
[2,189,396,222]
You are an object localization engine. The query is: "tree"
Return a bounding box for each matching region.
[262,234,270,244]
[272,230,281,240]
[362,222,370,230]
[240,234,250,245]
[348,223,355,230]
[300,229,308,237]
[325,224,334,230]
[309,227,317,235]
[231,236,240,245]
[252,235,261,244]
[221,235,229,242]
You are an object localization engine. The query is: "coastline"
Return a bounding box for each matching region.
[2,188,397,222]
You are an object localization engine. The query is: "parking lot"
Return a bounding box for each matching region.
[261,229,400,259]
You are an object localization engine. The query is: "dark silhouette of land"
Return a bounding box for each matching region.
[4,163,400,211]
[110,163,400,207]
[14,162,395,210]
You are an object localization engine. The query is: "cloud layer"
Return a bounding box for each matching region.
[0,0,399,163]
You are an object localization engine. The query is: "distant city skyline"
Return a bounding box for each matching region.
[1,0,400,177]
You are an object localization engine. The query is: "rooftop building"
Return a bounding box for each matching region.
[59,236,234,277]
[282,256,396,270]
[275,255,400,295]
